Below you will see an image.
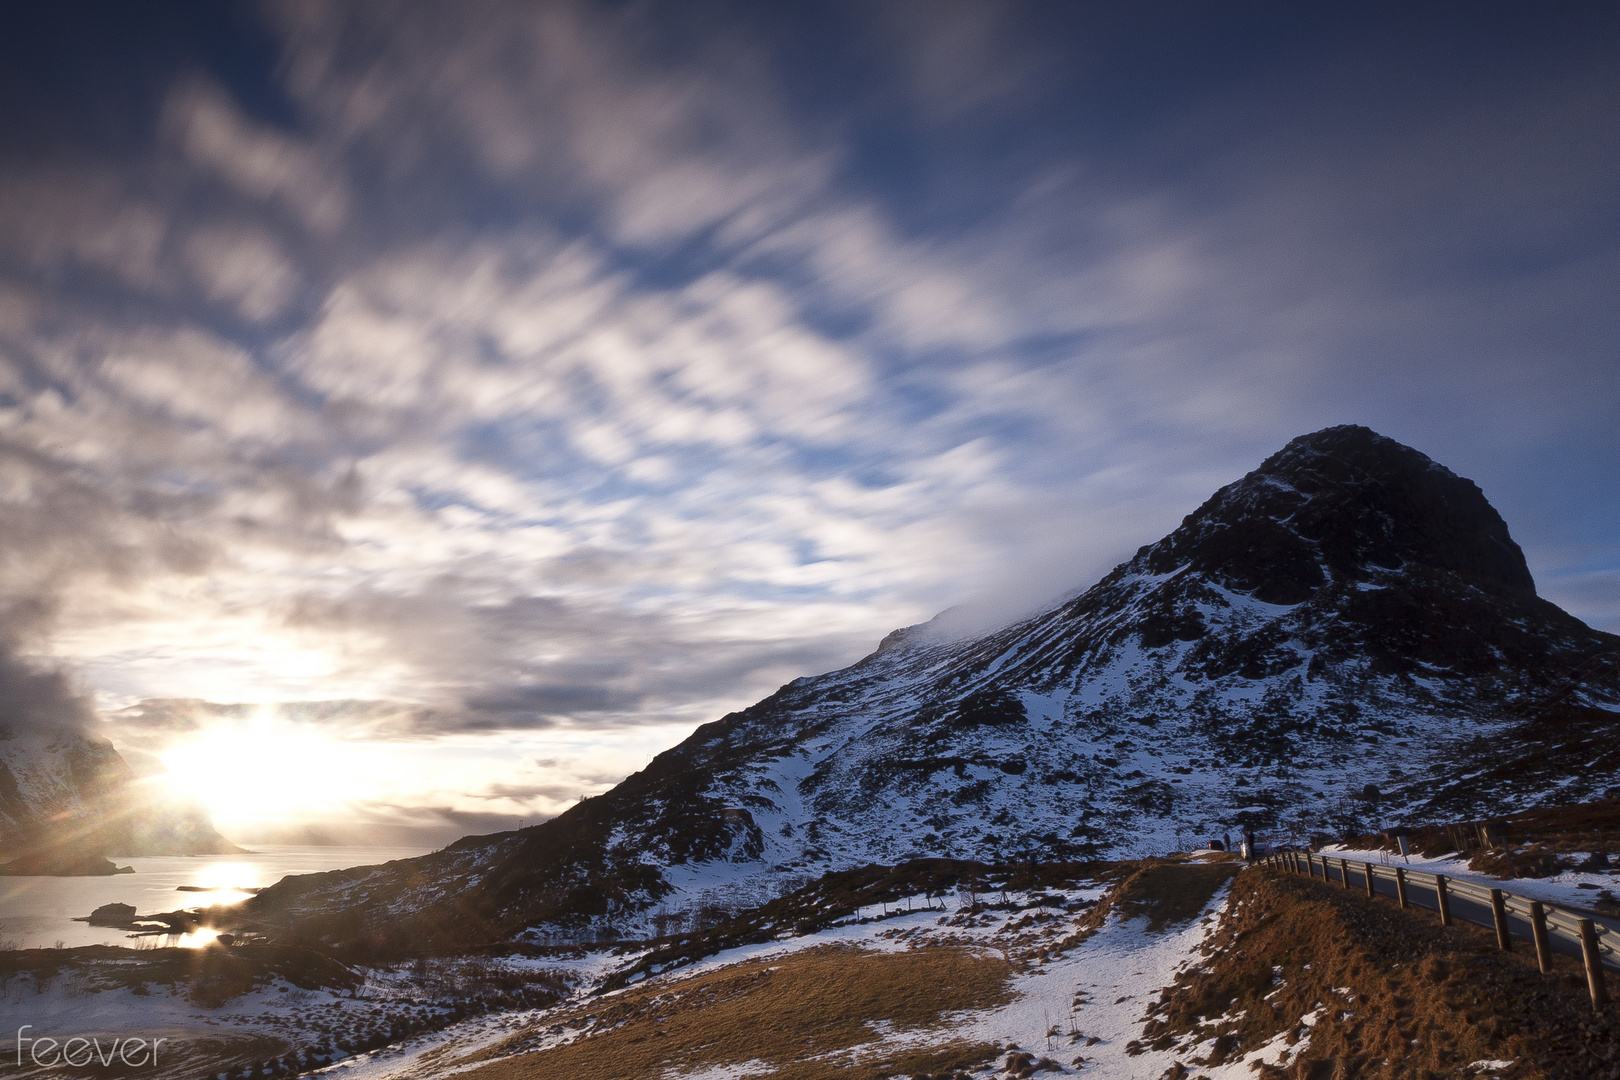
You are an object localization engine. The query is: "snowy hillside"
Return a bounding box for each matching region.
[0,727,239,858]
[249,425,1620,953]
[0,729,132,841]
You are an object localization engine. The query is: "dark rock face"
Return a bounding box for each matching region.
[86,902,138,926]
[1105,426,1583,686]
[248,426,1620,956]
[1142,425,1534,602]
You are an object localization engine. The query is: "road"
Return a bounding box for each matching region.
[1298,855,1620,970]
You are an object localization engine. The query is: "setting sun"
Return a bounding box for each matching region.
[157,709,370,829]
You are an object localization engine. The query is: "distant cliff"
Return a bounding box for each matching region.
[0,727,241,869]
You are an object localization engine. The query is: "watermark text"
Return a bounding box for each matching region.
[14,1026,166,1069]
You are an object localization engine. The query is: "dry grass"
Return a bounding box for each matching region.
[1115,862,1239,932]
[605,858,1115,991]
[1141,867,1620,1079]
[453,944,1010,1080]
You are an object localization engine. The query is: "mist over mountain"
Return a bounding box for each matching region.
[249,426,1619,954]
[0,655,242,864]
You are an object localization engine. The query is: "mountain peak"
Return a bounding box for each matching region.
[246,426,1617,956]
[1140,425,1534,605]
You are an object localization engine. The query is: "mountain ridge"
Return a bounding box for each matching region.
[248,425,1620,956]
[0,727,243,865]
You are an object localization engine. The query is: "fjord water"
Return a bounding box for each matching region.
[0,845,433,949]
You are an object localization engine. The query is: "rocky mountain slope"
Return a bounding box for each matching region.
[248,425,1620,955]
[0,727,241,864]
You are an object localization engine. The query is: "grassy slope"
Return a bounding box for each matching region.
[433,855,1618,1080]
[448,944,1009,1080]
[399,858,1240,1080]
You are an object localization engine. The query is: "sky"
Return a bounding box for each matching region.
[1,1,1617,844]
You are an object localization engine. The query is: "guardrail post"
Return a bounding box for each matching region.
[1340,858,1351,889]
[1529,901,1552,974]
[1305,854,1315,878]
[1580,919,1608,1011]
[1436,875,1452,926]
[1365,863,1376,899]
[1489,889,1511,951]
[1394,867,1408,909]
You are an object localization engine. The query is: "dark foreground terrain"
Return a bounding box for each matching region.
[11,836,1620,1079]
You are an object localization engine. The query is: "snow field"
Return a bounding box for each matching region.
[313,868,1257,1079]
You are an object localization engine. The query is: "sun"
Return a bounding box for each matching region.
[157,707,370,830]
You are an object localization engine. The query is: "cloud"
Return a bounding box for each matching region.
[0,642,97,738]
[0,2,1615,833]
[183,224,299,321]
[163,78,348,235]
[0,171,170,290]
[270,0,829,247]
[875,0,1043,121]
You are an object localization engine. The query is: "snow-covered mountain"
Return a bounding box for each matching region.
[0,729,130,841]
[0,727,240,860]
[251,425,1620,955]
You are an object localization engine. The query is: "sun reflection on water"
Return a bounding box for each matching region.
[193,862,255,889]
[166,926,221,949]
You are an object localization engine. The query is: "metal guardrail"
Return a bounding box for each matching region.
[1261,850,1614,1011]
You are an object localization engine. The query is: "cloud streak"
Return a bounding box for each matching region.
[0,1,1615,832]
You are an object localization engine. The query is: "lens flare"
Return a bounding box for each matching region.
[158,707,370,830]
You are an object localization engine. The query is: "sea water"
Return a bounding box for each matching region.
[0,845,434,950]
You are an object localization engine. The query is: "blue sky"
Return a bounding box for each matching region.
[1,1,1616,840]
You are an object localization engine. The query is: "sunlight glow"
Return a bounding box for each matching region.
[143,707,706,842]
[158,708,372,829]
[191,861,256,889]
[167,927,222,949]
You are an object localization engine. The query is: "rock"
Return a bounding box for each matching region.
[82,902,139,927]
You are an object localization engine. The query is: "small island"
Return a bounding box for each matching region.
[0,850,133,876]
[78,901,139,928]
